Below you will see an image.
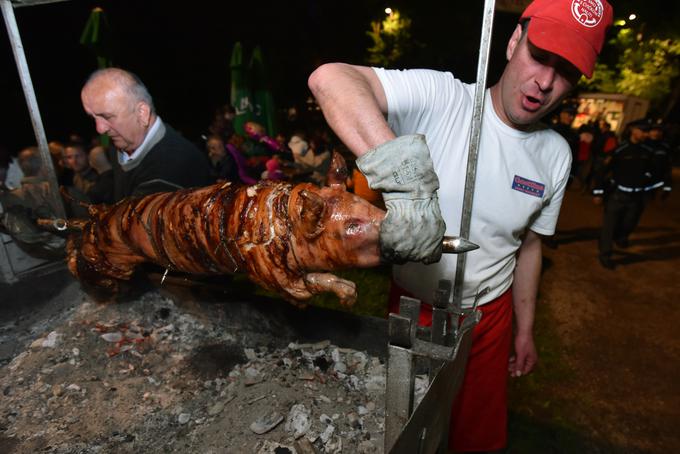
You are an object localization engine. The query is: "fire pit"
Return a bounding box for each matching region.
[0,271,420,453]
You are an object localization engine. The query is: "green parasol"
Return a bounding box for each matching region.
[249,46,278,137]
[80,7,113,146]
[79,7,113,69]
[230,41,254,136]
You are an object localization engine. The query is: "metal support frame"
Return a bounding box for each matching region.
[389,324,474,454]
[1,0,66,218]
[386,281,483,453]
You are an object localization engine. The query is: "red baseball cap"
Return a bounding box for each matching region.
[520,0,613,78]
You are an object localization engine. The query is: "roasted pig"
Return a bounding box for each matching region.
[64,153,385,306]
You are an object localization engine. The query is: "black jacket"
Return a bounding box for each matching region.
[109,125,214,201]
[592,141,655,195]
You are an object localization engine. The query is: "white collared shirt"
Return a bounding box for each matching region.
[118,116,162,165]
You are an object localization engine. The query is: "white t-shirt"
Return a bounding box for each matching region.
[374,68,571,308]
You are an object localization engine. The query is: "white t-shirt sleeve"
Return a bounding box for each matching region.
[373,67,466,139]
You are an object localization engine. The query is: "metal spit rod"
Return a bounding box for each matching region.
[451,0,497,313]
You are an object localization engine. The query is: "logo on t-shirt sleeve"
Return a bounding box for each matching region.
[512,175,545,198]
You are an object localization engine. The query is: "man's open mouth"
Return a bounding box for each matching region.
[522,94,543,111]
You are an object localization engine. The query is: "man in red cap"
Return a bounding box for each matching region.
[309,0,612,452]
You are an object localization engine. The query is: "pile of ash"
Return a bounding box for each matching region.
[0,289,430,453]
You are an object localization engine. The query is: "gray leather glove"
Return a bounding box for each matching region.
[357,134,446,264]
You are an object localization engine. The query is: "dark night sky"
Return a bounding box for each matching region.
[2,0,524,153]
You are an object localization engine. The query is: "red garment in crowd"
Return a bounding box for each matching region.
[577,140,591,162]
[603,136,618,153]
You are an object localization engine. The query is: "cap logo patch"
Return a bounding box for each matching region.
[571,0,604,28]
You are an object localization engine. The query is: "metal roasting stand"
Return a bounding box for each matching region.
[385,1,497,452]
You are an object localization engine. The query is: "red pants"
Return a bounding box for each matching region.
[388,283,513,452]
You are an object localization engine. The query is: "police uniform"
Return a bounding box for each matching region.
[593,123,656,267]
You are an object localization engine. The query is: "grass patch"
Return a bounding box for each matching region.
[507,296,587,451]
[238,265,392,318]
[305,265,391,318]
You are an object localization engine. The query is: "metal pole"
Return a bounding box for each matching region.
[451,0,496,313]
[1,0,66,218]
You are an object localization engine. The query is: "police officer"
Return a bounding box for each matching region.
[646,119,673,199]
[593,119,656,269]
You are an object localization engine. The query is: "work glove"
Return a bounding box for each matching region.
[357,134,446,264]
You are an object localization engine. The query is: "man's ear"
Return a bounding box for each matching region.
[136,102,152,127]
[507,24,523,61]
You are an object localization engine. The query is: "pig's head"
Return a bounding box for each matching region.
[289,185,384,270]
[288,153,385,271]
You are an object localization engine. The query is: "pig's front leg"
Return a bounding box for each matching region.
[304,273,357,307]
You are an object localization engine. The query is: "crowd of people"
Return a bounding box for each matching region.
[0,67,381,260]
[204,104,343,188]
[548,104,675,269]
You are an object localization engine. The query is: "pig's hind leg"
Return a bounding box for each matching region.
[304,273,357,307]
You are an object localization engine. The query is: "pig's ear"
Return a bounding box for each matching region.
[296,189,326,238]
[326,151,348,189]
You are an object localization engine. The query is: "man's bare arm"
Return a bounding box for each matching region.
[309,63,446,264]
[509,229,542,376]
[308,63,395,157]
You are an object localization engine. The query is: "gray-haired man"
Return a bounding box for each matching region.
[81,68,213,201]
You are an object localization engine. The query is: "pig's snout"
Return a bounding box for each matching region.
[322,194,384,268]
[333,214,382,267]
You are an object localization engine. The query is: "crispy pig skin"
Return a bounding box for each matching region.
[67,154,385,306]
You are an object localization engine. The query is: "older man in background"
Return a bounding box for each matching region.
[80,68,213,201]
[85,145,115,204]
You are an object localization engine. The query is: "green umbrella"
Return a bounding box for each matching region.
[80,7,113,69]
[249,46,278,137]
[80,7,113,146]
[230,41,254,136]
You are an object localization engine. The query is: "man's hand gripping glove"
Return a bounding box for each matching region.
[357,134,446,264]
